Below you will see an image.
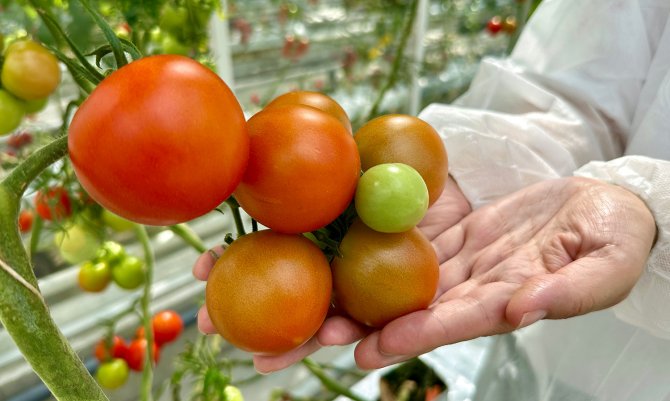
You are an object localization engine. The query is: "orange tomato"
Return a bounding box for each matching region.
[265,90,352,133]
[206,230,332,354]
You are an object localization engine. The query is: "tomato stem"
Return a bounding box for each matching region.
[301,358,370,401]
[134,223,156,401]
[169,223,208,253]
[224,197,247,237]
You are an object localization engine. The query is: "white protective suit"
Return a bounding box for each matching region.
[419,0,670,400]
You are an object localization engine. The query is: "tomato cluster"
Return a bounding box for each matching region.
[94,310,183,389]
[0,39,60,136]
[205,91,448,353]
[78,241,145,292]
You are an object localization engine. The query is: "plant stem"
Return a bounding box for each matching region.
[366,0,419,120]
[301,358,369,401]
[224,197,247,237]
[134,223,156,401]
[169,223,208,253]
[0,135,108,400]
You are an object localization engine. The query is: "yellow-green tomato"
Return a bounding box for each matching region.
[224,385,244,401]
[0,89,25,136]
[54,223,103,265]
[95,241,126,266]
[78,261,112,292]
[96,358,130,389]
[101,209,135,232]
[1,40,61,100]
[355,163,429,233]
[111,256,145,290]
[23,97,48,114]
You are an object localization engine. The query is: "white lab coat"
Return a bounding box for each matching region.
[419,0,670,399]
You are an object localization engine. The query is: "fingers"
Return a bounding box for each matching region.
[192,245,225,281]
[355,282,515,369]
[197,305,217,334]
[506,253,642,327]
[317,315,371,346]
[253,336,322,374]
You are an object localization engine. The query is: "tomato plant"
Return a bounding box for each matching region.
[234,104,360,234]
[152,310,183,345]
[95,358,130,389]
[78,261,112,292]
[125,338,160,372]
[206,230,332,354]
[1,40,61,100]
[331,219,439,328]
[355,163,429,233]
[94,336,128,362]
[34,186,72,221]
[264,91,352,133]
[54,222,102,264]
[110,255,145,290]
[68,55,249,226]
[0,89,25,136]
[354,114,448,206]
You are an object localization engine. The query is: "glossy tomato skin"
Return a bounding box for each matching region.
[68,55,248,226]
[125,338,160,372]
[96,358,130,389]
[1,40,61,100]
[152,310,183,345]
[206,230,332,354]
[331,219,439,328]
[354,114,448,206]
[265,91,352,133]
[234,105,360,234]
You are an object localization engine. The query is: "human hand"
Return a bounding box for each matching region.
[353,176,657,369]
[193,176,471,373]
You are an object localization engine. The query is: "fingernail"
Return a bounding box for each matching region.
[517,310,546,329]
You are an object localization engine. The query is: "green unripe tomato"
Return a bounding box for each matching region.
[54,222,102,265]
[159,6,188,35]
[78,261,112,292]
[355,163,429,233]
[224,385,244,401]
[96,358,130,389]
[24,97,48,114]
[161,34,189,56]
[0,89,25,136]
[111,255,145,290]
[95,241,126,267]
[101,209,135,232]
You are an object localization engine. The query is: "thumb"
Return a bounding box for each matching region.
[506,256,640,328]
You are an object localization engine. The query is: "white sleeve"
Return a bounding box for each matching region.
[574,156,670,339]
[419,0,659,209]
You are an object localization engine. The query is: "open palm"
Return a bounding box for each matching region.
[353,176,656,369]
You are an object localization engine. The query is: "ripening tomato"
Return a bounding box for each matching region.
[234,105,360,234]
[68,55,249,226]
[151,310,183,345]
[34,186,72,221]
[125,338,160,372]
[354,114,448,206]
[78,261,112,292]
[1,40,61,100]
[206,230,332,354]
[54,221,102,264]
[96,358,130,389]
[264,91,352,133]
[94,335,129,362]
[331,219,439,328]
[18,209,34,233]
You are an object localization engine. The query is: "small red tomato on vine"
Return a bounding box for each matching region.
[18,209,34,233]
[152,310,183,345]
[34,186,72,221]
[487,16,503,35]
[125,338,160,372]
[94,335,128,362]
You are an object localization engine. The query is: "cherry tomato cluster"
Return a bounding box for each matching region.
[94,310,183,389]
[206,93,448,353]
[0,39,60,136]
[78,241,145,292]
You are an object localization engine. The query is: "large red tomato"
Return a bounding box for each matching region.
[206,230,332,354]
[68,55,248,225]
[234,104,360,234]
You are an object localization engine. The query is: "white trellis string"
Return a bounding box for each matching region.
[0,257,44,303]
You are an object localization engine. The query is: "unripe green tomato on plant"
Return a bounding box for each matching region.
[95,241,126,267]
[1,39,61,100]
[101,209,135,232]
[111,255,145,290]
[224,385,245,401]
[355,163,429,233]
[78,261,112,292]
[95,358,129,389]
[0,89,25,136]
[23,97,48,114]
[54,222,102,265]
